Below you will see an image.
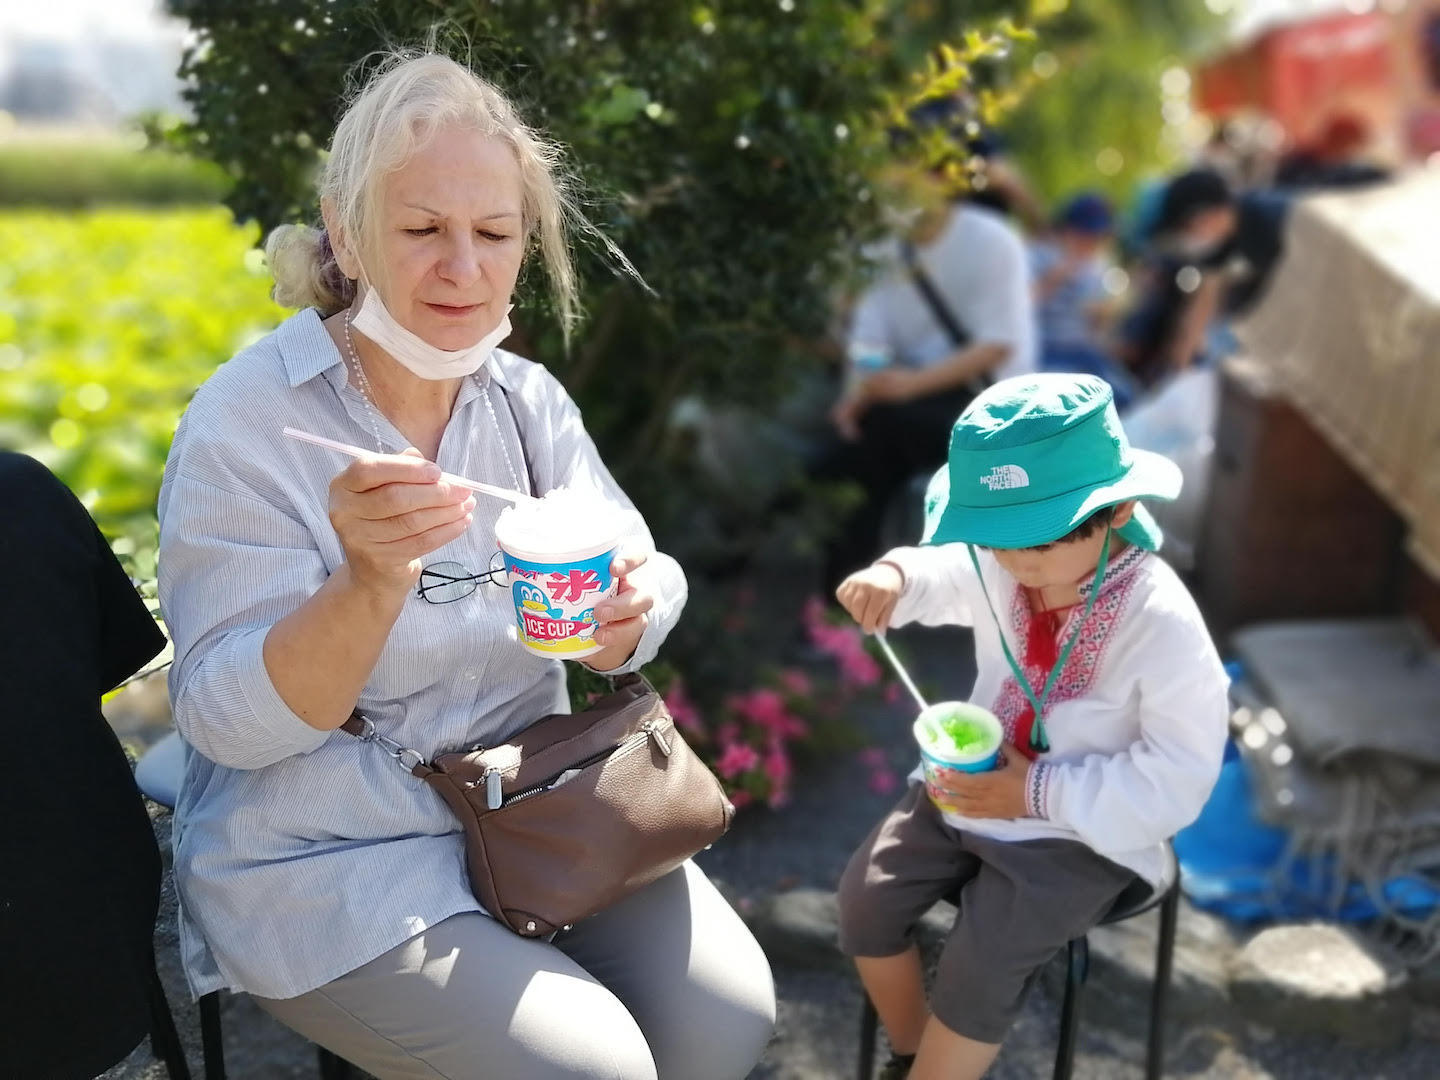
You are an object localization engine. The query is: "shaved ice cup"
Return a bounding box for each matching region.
[913,702,1004,814]
[495,492,627,661]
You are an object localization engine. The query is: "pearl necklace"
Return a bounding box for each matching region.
[341,311,388,453]
[340,310,526,494]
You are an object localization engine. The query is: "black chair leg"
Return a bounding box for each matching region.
[1146,885,1180,1080]
[145,950,192,1080]
[318,1047,353,1080]
[1052,936,1089,1080]
[857,996,879,1080]
[199,991,226,1080]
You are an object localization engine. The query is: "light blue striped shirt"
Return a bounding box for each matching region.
[157,309,687,1000]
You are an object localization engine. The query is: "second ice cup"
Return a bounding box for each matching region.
[494,489,630,660]
[913,702,1004,814]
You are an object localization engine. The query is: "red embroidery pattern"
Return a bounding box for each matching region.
[991,547,1147,753]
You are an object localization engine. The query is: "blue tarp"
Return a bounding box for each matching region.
[1175,740,1440,924]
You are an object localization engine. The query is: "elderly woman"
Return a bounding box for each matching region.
[158,52,774,1080]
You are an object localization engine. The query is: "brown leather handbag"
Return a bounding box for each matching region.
[342,673,734,937]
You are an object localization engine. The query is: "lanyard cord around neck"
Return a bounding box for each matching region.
[966,527,1112,755]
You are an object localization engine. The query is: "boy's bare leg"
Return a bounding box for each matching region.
[910,1016,1002,1080]
[855,948,929,1055]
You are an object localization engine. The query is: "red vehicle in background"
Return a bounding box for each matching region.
[1195,3,1440,165]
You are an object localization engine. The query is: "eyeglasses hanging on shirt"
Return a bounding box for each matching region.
[416,551,509,605]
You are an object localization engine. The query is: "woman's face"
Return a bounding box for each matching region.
[365,126,526,351]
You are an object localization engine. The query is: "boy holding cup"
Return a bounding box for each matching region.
[834,374,1228,1079]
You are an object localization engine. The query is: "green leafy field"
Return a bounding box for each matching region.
[0,207,285,582]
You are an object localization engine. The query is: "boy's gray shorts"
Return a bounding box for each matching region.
[837,783,1138,1044]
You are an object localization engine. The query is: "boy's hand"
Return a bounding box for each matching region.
[935,745,1031,819]
[836,562,904,634]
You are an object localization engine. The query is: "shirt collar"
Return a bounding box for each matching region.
[278,308,516,393]
[1077,543,1149,600]
[278,308,344,388]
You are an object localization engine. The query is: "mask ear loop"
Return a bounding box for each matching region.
[966,524,1113,755]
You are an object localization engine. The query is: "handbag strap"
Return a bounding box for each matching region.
[338,671,652,774]
[337,369,536,772]
[340,711,432,775]
[490,379,537,498]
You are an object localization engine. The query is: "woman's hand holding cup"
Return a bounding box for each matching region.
[329,448,475,599]
[583,549,656,672]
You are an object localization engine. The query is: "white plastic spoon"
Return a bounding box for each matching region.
[283,427,537,505]
[874,631,929,712]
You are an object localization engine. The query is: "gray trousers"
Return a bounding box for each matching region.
[837,784,1137,1043]
[254,862,775,1080]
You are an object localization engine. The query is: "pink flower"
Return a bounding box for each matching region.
[802,595,829,635]
[664,679,705,735]
[883,682,903,705]
[779,668,813,697]
[858,747,887,769]
[764,744,792,787]
[716,721,740,746]
[730,790,754,810]
[837,645,881,688]
[800,603,883,687]
[716,742,761,779]
[867,767,900,796]
[766,783,791,808]
[729,689,809,740]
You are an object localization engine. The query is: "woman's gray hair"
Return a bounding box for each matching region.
[265,50,586,332]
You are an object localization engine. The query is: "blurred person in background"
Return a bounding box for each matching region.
[1029,192,1136,408]
[816,153,1036,595]
[1115,167,1288,387]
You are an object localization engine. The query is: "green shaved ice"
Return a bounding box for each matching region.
[917,707,999,759]
[938,716,991,753]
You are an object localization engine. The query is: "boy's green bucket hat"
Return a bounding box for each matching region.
[921,373,1181,551]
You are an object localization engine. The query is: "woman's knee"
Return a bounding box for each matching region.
[604,864,775,1079]
[647,941,775,1080]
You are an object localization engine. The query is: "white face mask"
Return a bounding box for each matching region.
[350,279,513,381]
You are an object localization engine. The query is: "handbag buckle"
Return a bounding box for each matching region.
[352,712,428,772]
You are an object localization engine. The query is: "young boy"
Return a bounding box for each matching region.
[835,374,1228,1080]
[1030,193,1139,410]
[1031,192,1113,357]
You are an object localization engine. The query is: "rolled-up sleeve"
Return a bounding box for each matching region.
[159,473,332,769]
[537,376,688,675]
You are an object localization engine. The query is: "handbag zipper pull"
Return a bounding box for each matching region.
[643,719,673,758]
[484,768,504,810]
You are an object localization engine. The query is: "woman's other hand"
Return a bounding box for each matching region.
[583,550,656,672]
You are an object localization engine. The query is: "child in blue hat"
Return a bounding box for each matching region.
[834,373,1228,1079]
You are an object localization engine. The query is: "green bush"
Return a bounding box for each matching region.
[0,143,231,208]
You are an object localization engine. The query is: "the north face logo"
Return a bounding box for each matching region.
[979,464,1030,491]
